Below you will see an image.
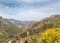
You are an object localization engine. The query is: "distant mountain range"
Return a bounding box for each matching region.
[8,19,35,25]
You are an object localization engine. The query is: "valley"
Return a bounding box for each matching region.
[0,14,60,43]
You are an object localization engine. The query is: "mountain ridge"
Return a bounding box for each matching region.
[8,18,35,25]
[20,14,60,38]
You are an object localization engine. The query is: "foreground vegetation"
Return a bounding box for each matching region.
[28,28,60,43]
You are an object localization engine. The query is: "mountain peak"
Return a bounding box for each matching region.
[50,14,60,18]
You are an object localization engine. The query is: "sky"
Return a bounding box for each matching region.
[0,0,60,21]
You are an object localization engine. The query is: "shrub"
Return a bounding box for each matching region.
[40,28,60,43]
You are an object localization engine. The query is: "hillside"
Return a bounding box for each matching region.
[0,17,20,35]
[28,28,60,43]
[20,14,60,38]
[9,19,25,28]
[0,16,22,43]
[0,16,22,42]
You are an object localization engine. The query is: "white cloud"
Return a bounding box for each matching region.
[14,0,48,2]
[0,0,48,3]
[0,0,60,21]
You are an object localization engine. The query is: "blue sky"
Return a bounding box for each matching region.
[0,0,60,21]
